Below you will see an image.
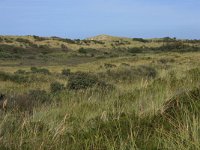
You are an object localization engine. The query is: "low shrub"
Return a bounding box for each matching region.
[67,72,113,90]
[78,48,87,54]
[31,67,50,75]
[128,47,143,53]
[100,65,157,82]
[50,82,65,93]
[15,38,31,44]
[132,38,149,43]
[0,71,29,83]
[14,69,27,74]
[33,35,48,41]
[67,72,97,90]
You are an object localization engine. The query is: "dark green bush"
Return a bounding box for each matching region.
[62,69,71,76]
[67,72,97,90]
[132,38,149,43]
[67,72,113,90]
[128,47,143,53]
[50,82,65,93]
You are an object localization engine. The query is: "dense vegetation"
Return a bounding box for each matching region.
[0,35,200,149]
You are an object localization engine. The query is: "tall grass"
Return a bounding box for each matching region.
[1,53,200,149]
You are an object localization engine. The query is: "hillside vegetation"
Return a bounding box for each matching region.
[1,35,200,149]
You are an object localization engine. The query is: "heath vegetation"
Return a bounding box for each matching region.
[0,35,200,149]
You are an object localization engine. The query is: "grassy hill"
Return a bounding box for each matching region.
[1,35,200,149]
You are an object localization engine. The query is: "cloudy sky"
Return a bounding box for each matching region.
[0,0,200,39]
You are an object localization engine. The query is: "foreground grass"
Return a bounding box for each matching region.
[1,52,200,149]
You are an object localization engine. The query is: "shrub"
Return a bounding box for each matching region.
[100,65,157,82]
[128,47,143,53]
[0,71,29,83]
[78,48,87,54]
[62,69,71,76]
[10,74,29,83]
[15,38,31,44]
[14,69,27,74]
[38,45,49,50]
[67,72,113,90]
[50,82,65,93]
[132,38,149,43]
[4,38,13,43]
[33,35,47,41]
[67,72,97,90]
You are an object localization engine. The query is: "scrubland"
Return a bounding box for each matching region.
[0,35,200,149]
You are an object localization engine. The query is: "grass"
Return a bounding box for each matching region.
[0,35,200,149]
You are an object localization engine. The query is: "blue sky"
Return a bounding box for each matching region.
[0,0,200,39]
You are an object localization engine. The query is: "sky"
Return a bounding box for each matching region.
[0,0,200,39]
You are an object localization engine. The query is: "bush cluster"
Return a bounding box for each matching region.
[0,71,29,83]
[67,72,113,90]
